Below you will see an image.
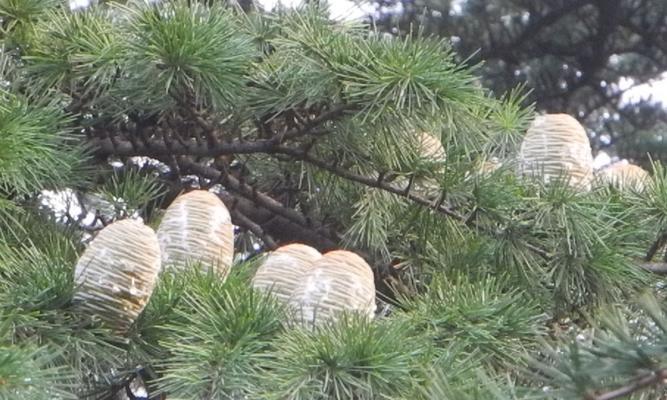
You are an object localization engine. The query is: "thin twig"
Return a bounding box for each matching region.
[229,207,278,250]
[645,232,667,261]
[273,145,468,221]
[217,191,279,250]
[587,369,667,400]
[638,262,667,275]
[177,158,337,243]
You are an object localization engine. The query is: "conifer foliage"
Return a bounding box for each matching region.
[1,0,667,399]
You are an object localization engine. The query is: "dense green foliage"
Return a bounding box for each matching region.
[366,0,667,166]
[1,0,667,399]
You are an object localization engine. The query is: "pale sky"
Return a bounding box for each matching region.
[259,0,374,20]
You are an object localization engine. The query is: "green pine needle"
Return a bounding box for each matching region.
[153,271,285,398]
[95,167,166,219]
[23,7,122,97]
[0,94,88,196]
[421,361,531,400]
[0,0,61,46]
[0,343,76,400]
[528,292,667,399]
[265,313,429,400]
[399,274,547,370]
[122,0,257,113]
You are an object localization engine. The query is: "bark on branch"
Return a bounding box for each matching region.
[638,262,667,275]
[586,369,667,400]
[177,158,339,250]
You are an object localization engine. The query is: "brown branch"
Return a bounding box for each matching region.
[89,118,558,262]
[177,158,339,248]
[91,135,279,158]
[94,134,466,221]
[645,232,667,261]
[227,206,278,250]
[273,145,467,221]
[92,104,348,158]
[279,104,348,142]
[212,191,279,249]
[95,133,556,261]
[638,262,667,275]
[587,369,667,400]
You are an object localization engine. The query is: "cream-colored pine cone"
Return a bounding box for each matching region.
[289,250,376,327]
[417,131,446,163]
[478,158,502,175]
[73,219,161,332]
[596,162,650,191]
[157,190,234,277]
[519,114,594,190]
[252,243,322,305]
[409,132,447,198]
[464,157,502,181]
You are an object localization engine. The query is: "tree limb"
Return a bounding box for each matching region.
[226,205,278,250]
[177,157,340,249]
[638,262,667,275]
[645,232,667,261]
[272,146,467,221]
[587,369,667,400]
[91,104,348,158]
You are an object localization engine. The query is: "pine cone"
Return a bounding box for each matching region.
[290,250,376,327]
[157,190,234,277]
[519,113,594,190]
[252,243,322,305]
[596,162,650,191]
[73,219,161,332]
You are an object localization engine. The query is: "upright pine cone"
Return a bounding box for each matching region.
[289,250,376,327]
[519,114,594,190]
[411,132,446,198]
[73,219,161,332]
[417,131,446,162]
[596,162,650,191]
[157,190,234,277]
[465,158,502,181]
[252,243,322,305]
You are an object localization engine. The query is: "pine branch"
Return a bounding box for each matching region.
[638,262,667,275]
[645,232,667,261]
[91,127,556,261]
[221,192,338,250]
[272,145,553,261]
[218,192,278,250]
[177,158,338,248]
[587,369,667,400]
[273,145,466,220]
[92,135,278,157]
[91,104,349,158]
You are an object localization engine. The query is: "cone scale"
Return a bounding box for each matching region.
[73,219,161,332]
[597,162,650,191]
[412,132,446,198]
[519,113,594,189]
[157,190,234,277]
[252,243,322,305]
[417,131,446,162]
[290,250,376,327]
